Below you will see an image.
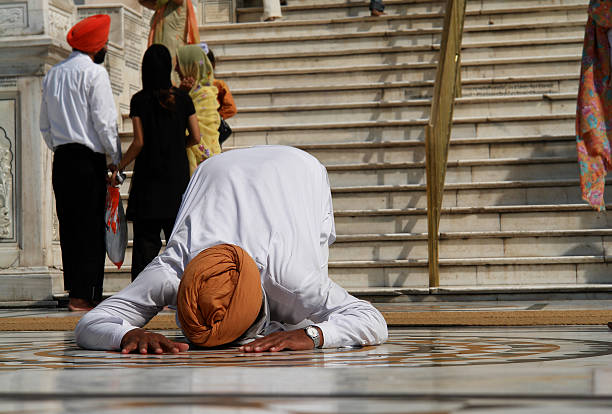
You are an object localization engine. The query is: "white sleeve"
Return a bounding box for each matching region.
[39,84,53,151]
[306,280,388,348]
[88,69,121,164]
[74,263,179,350]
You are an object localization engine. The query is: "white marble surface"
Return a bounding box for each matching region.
[1,326,612,412]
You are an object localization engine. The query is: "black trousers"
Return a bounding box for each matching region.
[131,218,176,281]
[52,143,107,302]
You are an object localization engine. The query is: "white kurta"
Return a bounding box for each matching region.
[75,146,388,350]
[40,51,121,164]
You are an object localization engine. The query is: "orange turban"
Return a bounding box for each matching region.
[67,14,110,54]
[177,244,263,347]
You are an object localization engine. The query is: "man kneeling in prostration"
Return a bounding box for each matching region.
[75,146,388,353]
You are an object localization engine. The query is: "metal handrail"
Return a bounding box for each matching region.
[425,0,467,288]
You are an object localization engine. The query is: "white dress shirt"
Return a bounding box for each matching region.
[40,51,121,164]
[75,146,388,350]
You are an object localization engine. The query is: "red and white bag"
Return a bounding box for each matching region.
[104,184,127,268]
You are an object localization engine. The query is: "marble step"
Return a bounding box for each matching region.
[236,0,448,22]
[103,203,605,242]
[115,155,579,190]
[209,21,585,57]
[228,94,576,127]
[121,112,577,145]
[118,75,579,130]
[98,202,605,241]
[114,173,591,219]
[213,37,583,73]
[333,205,612,235]
[230,74,579,107]
[238,0,585,8]
[100,257,612,292]
[202,4,586,41]
[118,134,576,168]
[329,229,612,261]
[324,157,578,187]
[223,113,576,147]
[330,179,605,210]
[279,135,576,165]
[329,256,612,289]
[235,0,586,23]
[217,55,580,89]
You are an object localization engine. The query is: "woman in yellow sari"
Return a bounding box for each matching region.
[177,44,221,175]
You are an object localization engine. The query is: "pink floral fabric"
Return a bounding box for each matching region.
[577,1,612,210]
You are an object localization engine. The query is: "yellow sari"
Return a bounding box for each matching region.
[177,45,221,175]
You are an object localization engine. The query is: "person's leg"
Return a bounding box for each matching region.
[369,0,385,16]
[131,219,163,281]
[262,0,282,21]
[52,147,74,293]
[53,145,107,310]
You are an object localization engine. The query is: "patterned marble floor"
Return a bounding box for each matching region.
[1,326,612,413]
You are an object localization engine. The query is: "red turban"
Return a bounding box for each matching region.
[67,14,110,54]
[177,244,263,347]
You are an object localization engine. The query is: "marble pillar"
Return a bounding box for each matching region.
[0,0,72,304]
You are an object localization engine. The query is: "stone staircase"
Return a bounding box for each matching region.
[97,0,612,298]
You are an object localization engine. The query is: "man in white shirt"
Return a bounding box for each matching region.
[75,146,388,353]
[40,15,121,312]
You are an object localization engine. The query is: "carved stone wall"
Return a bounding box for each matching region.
[0,2,28,32]
[0,98,16,244]
[198,0,234,24]
[48,1,74,48]
[77,4,152,123]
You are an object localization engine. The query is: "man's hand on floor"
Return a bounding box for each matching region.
[120,328,189,354]
[239,328,321,353]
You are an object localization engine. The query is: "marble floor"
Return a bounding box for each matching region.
[1,323,612,413]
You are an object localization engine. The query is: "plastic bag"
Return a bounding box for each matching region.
[105,184,127,268]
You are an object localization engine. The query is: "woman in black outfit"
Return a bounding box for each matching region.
[112,44,199,281]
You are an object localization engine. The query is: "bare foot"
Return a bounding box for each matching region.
[68,298,94,312]
[264,16,281,21]
[370,9,386,16]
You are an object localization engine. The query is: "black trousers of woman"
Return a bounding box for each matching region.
[52,143,107,303]
[131,218,176,281]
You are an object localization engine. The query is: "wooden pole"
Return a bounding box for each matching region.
[425,0,466,288]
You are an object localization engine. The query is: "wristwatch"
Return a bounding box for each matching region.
[304,325,321,348]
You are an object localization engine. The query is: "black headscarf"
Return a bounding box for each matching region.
[142,44,172,91]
